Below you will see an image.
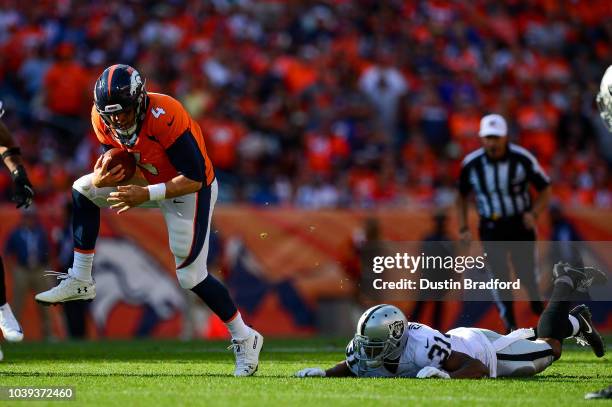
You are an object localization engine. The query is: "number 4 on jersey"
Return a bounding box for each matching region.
[151,107,166,118]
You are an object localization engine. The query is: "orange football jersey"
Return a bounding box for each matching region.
[91,92,215,186]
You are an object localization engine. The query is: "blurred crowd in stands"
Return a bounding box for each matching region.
[1,0,611,208]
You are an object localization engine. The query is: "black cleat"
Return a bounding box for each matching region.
[552,262,608,292]
[570,304,606,358]
[585,385,612,400]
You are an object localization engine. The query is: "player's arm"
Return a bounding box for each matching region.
[326,361,356,377]
[456,194,470,234]
[150,130,204,198]
[0,119,34,208]
[108,131,204,213]
[295,361,356,378]
[442,351,488,379]
[296,340,359,378]
[529,184,551,220]
[523,154,551,229]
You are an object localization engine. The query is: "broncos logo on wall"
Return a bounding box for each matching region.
[91,238,186,336]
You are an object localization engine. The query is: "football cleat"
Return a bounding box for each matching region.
[585,385,612,400]
[0,303,24,342]
[0,345,3,362]
[228,328,263,377]
[552,262,607,292]
[35,269,96,305]
[570,304,605,358]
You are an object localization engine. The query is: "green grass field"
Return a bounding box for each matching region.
[0,338,610,407]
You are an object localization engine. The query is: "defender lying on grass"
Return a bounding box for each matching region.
[297,262,607,379]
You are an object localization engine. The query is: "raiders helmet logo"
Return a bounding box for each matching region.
[388,320,405,339]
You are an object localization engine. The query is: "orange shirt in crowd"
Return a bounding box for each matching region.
[199,117,246,170]
[44,61,90,116]
[348,168,378,201]
[516,103,559,165]
[449,110,481,155]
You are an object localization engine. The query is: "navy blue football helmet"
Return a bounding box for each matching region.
[94,64,147,147]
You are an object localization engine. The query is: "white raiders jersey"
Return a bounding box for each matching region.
[345,323,497,378]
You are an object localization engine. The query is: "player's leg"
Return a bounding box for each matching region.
[475,327,556,377]
[35,173,157,304]
[509,239,543,316]
[536,262,607,358]
[35,174,103,303]
[495,336,556,377]
[36,173,159,305]
[161,179,263,376]
[0,256,24,342]
[483,241,516,332]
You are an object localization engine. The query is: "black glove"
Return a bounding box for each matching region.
[11,165,34,208]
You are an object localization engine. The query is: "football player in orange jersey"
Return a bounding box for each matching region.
[35,65,263,376]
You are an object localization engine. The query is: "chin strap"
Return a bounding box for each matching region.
[116,131,138,147]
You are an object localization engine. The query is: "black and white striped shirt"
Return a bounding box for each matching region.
[459,144,550,220]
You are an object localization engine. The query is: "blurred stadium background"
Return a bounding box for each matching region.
[0,0,611,342]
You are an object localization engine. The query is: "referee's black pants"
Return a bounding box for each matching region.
[479,216,544,331]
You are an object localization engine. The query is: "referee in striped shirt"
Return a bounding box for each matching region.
[457,114,551,332]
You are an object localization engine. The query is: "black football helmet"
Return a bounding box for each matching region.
[94,64,147,147]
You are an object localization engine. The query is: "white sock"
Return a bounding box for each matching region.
[71,251,94,282]
[568,315,580,337]
[225,312,251,340]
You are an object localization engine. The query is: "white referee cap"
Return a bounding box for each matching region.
[479,114,507,137]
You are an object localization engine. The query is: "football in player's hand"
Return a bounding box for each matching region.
[103,148,136,181]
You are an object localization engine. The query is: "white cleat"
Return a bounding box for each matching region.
[229,328,264,377]
[35,269,96,305]
[0,303,24,342]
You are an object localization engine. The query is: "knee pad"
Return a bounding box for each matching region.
[176,262,208,289]
[533,354,554,374]
[175,243,209,289]
[73,174,95,199]
[72,173,118,209]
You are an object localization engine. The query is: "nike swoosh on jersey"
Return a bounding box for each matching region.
[167,116,175,127]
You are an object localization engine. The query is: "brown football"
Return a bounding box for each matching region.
[103,148,136,181]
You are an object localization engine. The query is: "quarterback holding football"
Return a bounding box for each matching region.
[296,262,606,379]
[35,64,262,376]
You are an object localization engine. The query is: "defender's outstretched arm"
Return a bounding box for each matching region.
[296,361,356,378]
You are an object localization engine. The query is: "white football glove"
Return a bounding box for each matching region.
[295,367,326,378]
[416,366,451,379]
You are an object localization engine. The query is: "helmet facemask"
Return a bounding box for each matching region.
[596,90,612,132]
[353,333,403,373]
